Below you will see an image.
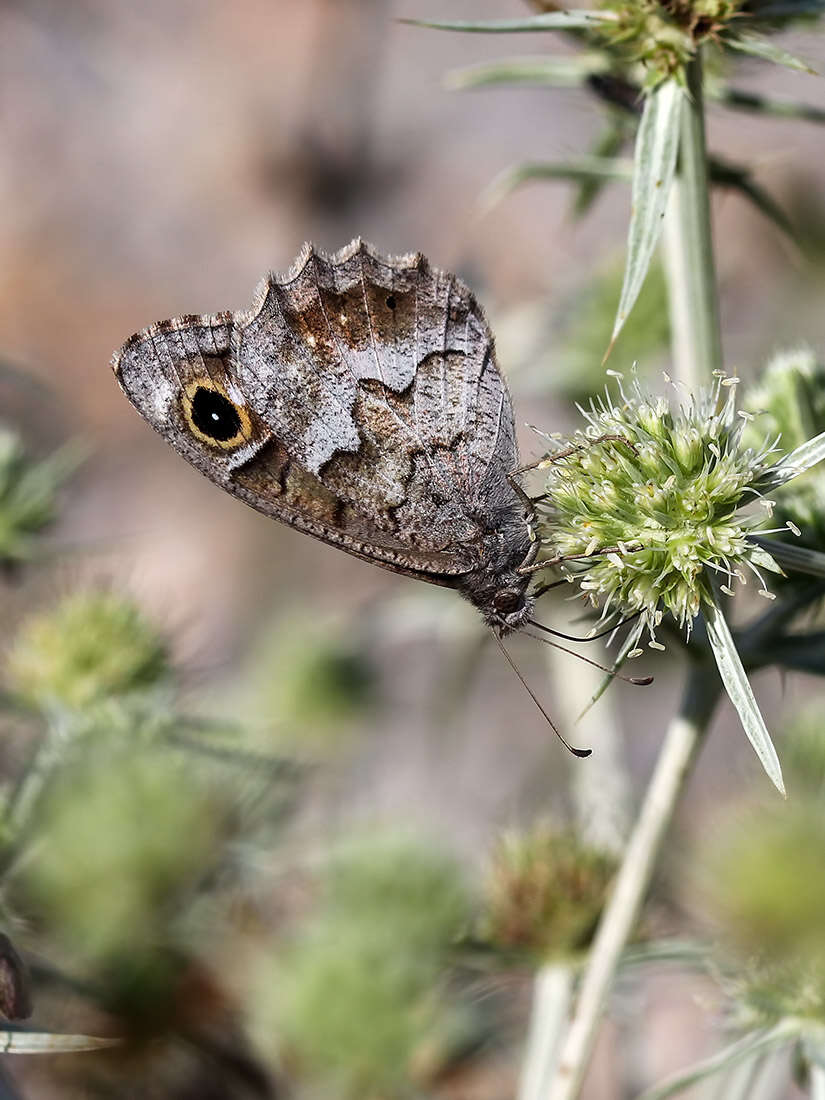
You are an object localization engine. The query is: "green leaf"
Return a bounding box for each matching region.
[606,79,682,359]
[400,11,617,33]
[481,156,633,211]
[726,33,817,74]
[0,1030,119,1053]
[777,428,825,477]
[704,594,785,795]
[747,544,783,574]
[446,54,608,91]
[750,537,825,580]
[636,1021,799,1099]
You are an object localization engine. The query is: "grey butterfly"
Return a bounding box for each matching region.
[113,239,538,633]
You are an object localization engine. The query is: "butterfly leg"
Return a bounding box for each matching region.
[516,540,643,575]
[506,471,538,521]
[511,433,637,480]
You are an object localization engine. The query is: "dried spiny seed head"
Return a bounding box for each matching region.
[480,824,616,958]
[536,373,786,646]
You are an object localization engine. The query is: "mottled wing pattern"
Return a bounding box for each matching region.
[113,240,520,583]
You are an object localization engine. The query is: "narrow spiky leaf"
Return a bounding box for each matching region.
[726,33,816,74]
[636,1021,799,1099]
[704,595,785,795]
[401,11,617,33]
[446,54,607,90]
[606,79,681,359]
[0,1030,119,1054]
[750,536,825,580]
[777,428,825,476]
[481,157,632,211]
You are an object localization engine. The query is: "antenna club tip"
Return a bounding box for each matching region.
[573,747,593,758]
[631,675,655,686]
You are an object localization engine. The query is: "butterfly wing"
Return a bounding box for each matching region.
[113,240,521,584]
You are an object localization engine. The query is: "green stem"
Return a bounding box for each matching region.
[662,51,724,386]
[546,662,719,1100]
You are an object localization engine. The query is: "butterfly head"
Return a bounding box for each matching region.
[490,584,533,633]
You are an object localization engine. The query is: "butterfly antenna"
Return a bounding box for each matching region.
[527,611,642,644]
[492,631,592,758]
[523,628,653,686]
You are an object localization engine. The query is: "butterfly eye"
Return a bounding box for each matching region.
[493,588,523,616]
[182,381,250,450]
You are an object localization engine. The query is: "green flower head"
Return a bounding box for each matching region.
[743,348,825,554]
[536,372,790,646]
[7,590,170,711]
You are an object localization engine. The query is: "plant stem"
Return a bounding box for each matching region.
[546,663,720,1100]
[662,51,723,386]
[518,963,574,1100]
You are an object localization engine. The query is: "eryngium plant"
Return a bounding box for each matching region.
[535,371,825,793]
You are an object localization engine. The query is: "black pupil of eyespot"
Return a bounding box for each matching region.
[190,387,242,442]
[386,295,396,309]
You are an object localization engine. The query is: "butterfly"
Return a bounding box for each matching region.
[113,239,539,633]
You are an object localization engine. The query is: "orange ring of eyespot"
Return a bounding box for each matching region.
[181,377,252,451]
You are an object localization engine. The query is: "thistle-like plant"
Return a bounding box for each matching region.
[534,369,825,795]
[406,4,825,1098]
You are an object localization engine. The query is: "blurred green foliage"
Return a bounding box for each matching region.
[557,261,669,399]
[0,428,79,569]
[16,742,230,967]
[256,832,472,1097]
[501,260,667,403]
[6,591,170,712]
[245,613,377,750]
[699,714,825,1025]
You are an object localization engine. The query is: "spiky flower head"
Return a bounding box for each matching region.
[536,372,789,646]
[696,751,825,1030]
[743,348,825,554]
[480,822,616,959]
[7,590,170,711]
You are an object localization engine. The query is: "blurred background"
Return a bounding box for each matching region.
[2,1,825,1097]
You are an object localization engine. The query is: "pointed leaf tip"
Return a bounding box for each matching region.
[726,33,817,75]
[704,594,785,795]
